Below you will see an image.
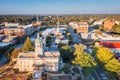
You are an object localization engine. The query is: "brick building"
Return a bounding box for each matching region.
[4,28,14,36]
[69,22,89,33]
[77,22,89,33]
[4,25,34,37]
[103,20,115,31]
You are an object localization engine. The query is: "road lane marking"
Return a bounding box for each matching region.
[94,70,101,80]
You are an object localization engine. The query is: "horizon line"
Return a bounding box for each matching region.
[0,13,120,16]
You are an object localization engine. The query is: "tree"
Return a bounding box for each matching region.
[72,44,96,75]
[46,35,52,47]
[92,47,98,56]
[96,46,114,64]
[60,45,72,62]
[105,58,120,73]
[5,47,15,58]
[98,25,104,31]
[62,64,71,74]
[22,37,34,52]
[74,29,77,33]
[111,24,120,34]
[39,31,42,37]
[10,49,22,59]
[66,32,71,38]
[95,46,120,79]
[73,44,86,56]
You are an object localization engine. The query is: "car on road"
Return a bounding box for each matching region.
[101,73,108,80]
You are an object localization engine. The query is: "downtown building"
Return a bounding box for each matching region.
[3,24,34,36]
[103,20,115,31]
[15,34,62,79]
[69,22,89,33]
[77,22,89,33]
[69,22,89,39]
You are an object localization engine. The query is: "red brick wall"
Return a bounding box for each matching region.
[104,20,115,30]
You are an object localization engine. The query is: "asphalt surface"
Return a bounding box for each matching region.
[68,26,108,80]
[68,26,81,44]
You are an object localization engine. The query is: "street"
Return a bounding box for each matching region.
[0,54,9,66]
[68,26,108,80]
[68,26,81,44]
[0,32,37,66]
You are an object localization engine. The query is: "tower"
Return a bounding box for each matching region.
[57,16,60,33]
[35,14,41,26]
[36,14,39,21]
[35,33,43,56]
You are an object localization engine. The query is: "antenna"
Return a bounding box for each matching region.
[36,14,39,21]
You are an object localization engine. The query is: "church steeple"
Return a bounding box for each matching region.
[36,14,39,21]
[57,16,60,33]
[35,33,43,56]
[35,14,41,26]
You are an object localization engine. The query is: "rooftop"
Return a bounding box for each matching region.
[100,42,120,48]
[98,33,120,41]
[0,42,12,47]
[44,51,60,57]
[18,51,35,58]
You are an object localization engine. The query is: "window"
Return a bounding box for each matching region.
[20,61,22,64]
[20,65,22,68]
[47,65,49,68]
[50,65,53,68]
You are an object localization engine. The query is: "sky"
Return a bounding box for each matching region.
[0,0,120,15]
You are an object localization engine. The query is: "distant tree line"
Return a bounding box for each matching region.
[1,14,120,26]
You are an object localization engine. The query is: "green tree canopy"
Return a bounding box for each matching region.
[62,64,71,74]
[73,44,86,56]
[105,58,120,73]
[5,46,15,58]
[111,24,120,34]
[60,45,72,62]
[22,37,34,52]
[46,34,52,47]
[72,44,96,75]
[74,29,77,33]
[96,46,114,64]
[10,49,22,59]
[66,32,71,37]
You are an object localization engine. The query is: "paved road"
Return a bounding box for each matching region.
[89,66,108,80]
[86,48,108,80]
[0,32,37,66]
[68,26,81,44]
[95,66,108,80]
[14,33,37,49]
[68,26,108,80]
[0,55,9,66]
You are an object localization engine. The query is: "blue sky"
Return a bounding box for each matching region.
[0,0,120,15]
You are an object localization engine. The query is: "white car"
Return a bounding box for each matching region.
[101,73,108,80]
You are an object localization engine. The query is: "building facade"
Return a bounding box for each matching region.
[4,25,34,36]
[4,28,14,36]
[103,20,115,31]
[77,22,89,33]
[16,34,61,78]
[69,22,89,33]
[4,22,19,27]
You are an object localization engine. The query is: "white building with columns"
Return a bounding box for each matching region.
[16,34,61,79]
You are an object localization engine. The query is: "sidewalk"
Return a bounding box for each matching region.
[70,65,84,80]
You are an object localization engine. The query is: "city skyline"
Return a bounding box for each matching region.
[0,0,120,15]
